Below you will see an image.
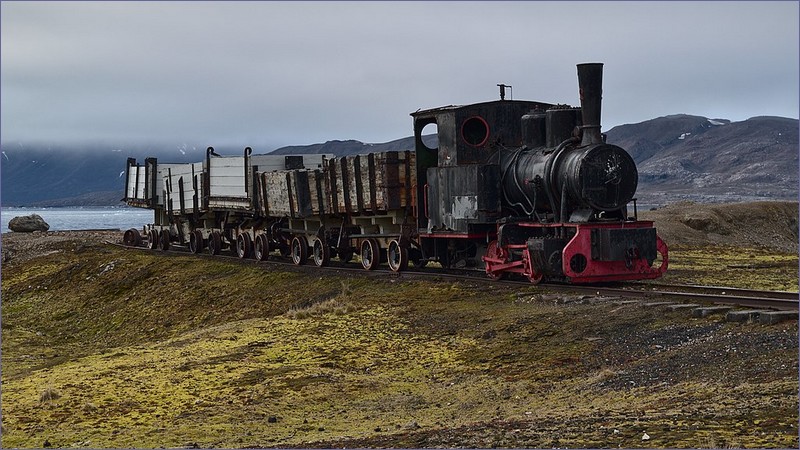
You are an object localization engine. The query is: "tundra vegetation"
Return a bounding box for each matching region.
[1,202,797,448]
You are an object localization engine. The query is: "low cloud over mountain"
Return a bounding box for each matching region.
[1,115,796,207]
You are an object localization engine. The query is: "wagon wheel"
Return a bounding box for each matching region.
[208,231,222,256]
[123,228,142,247]
[158,229,171,251]
[290,235,309,265]
[387,239,408,272]
[312,238,330,267]
[236,233,252,259]
[360,238,381,271]
[189,230,204,254]
[148,229,159,250]
[484,240,506,281]
[254,234,270,261]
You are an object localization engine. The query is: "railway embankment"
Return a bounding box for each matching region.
[1,201,797,448]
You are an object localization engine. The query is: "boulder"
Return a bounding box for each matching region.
[8,214,50,232]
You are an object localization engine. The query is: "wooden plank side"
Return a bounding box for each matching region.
[126,165,148,200]
[356,155,370,212]
[374,152,390,211]
[308,170,326,216]
[256,173,268,216]
[336,157,350,214]
[136,170,147,199]
[155,164,185,207]
[402,151,417,208]
[168,164,198,213]
[208,157,248,198]
[293,171,313,218]
[327,158,339,214]
[346,156,360,213]
[264,171,292,216]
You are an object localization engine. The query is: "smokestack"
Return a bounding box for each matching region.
[577,63,604,146]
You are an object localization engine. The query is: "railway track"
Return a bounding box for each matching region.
[113,241,799,312]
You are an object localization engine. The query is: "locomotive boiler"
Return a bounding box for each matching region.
[123,62,668,284]
[499,64,637,222]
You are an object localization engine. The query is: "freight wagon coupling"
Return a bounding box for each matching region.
[122,62,668,283]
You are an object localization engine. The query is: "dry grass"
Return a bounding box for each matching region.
[286,280,359,319]
[39,385,61,404]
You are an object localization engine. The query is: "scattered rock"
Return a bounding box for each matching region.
[405,420,419,430]
[642,432,650,441]
[8,214,50,232]
[268,416,278,423]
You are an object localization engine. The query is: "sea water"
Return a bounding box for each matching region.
[1,207,153,234]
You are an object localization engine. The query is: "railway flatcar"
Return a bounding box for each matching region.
[122,62,668,284]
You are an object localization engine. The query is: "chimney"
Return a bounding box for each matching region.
[577,63,604,146]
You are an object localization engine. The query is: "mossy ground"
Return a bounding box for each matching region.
[662,244,798,291]
[1,237,797,448]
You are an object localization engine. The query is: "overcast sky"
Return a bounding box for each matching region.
[1,1,798,151]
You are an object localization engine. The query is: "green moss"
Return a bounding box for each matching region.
[663,244,798,291]
[2,244,797,448]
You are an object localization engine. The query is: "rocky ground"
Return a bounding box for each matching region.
[1,230,121,265]
[1,201,797,449]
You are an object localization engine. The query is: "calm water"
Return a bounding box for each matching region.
[1,204,665,234]
[1,207,153,233]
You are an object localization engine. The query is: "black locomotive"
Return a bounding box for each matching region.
[123,62,668,284]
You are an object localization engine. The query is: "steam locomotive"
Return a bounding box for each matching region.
[123,63,668,284]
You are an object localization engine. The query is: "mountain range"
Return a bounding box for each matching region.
[1,114,796,207]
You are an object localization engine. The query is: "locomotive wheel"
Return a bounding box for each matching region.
[290,236,309,265]
[158,229,171,251]
[484,240,506,281]
[123,228,142,247]
[236,233,252,259]
[523,250,544,285]
[312,238,330,267]
[148,229,159,250]
[189,230,204,254]
[528,272,543,284]
[208,231,222,256]
[254,234,270,261]
[360,238,381,271]
[387,240,408,272]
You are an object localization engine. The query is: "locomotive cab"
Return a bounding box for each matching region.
[412,99,552,232]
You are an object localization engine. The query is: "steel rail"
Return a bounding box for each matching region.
[111,241,799,312]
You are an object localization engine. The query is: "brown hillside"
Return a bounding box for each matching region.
[641,200,798,253]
